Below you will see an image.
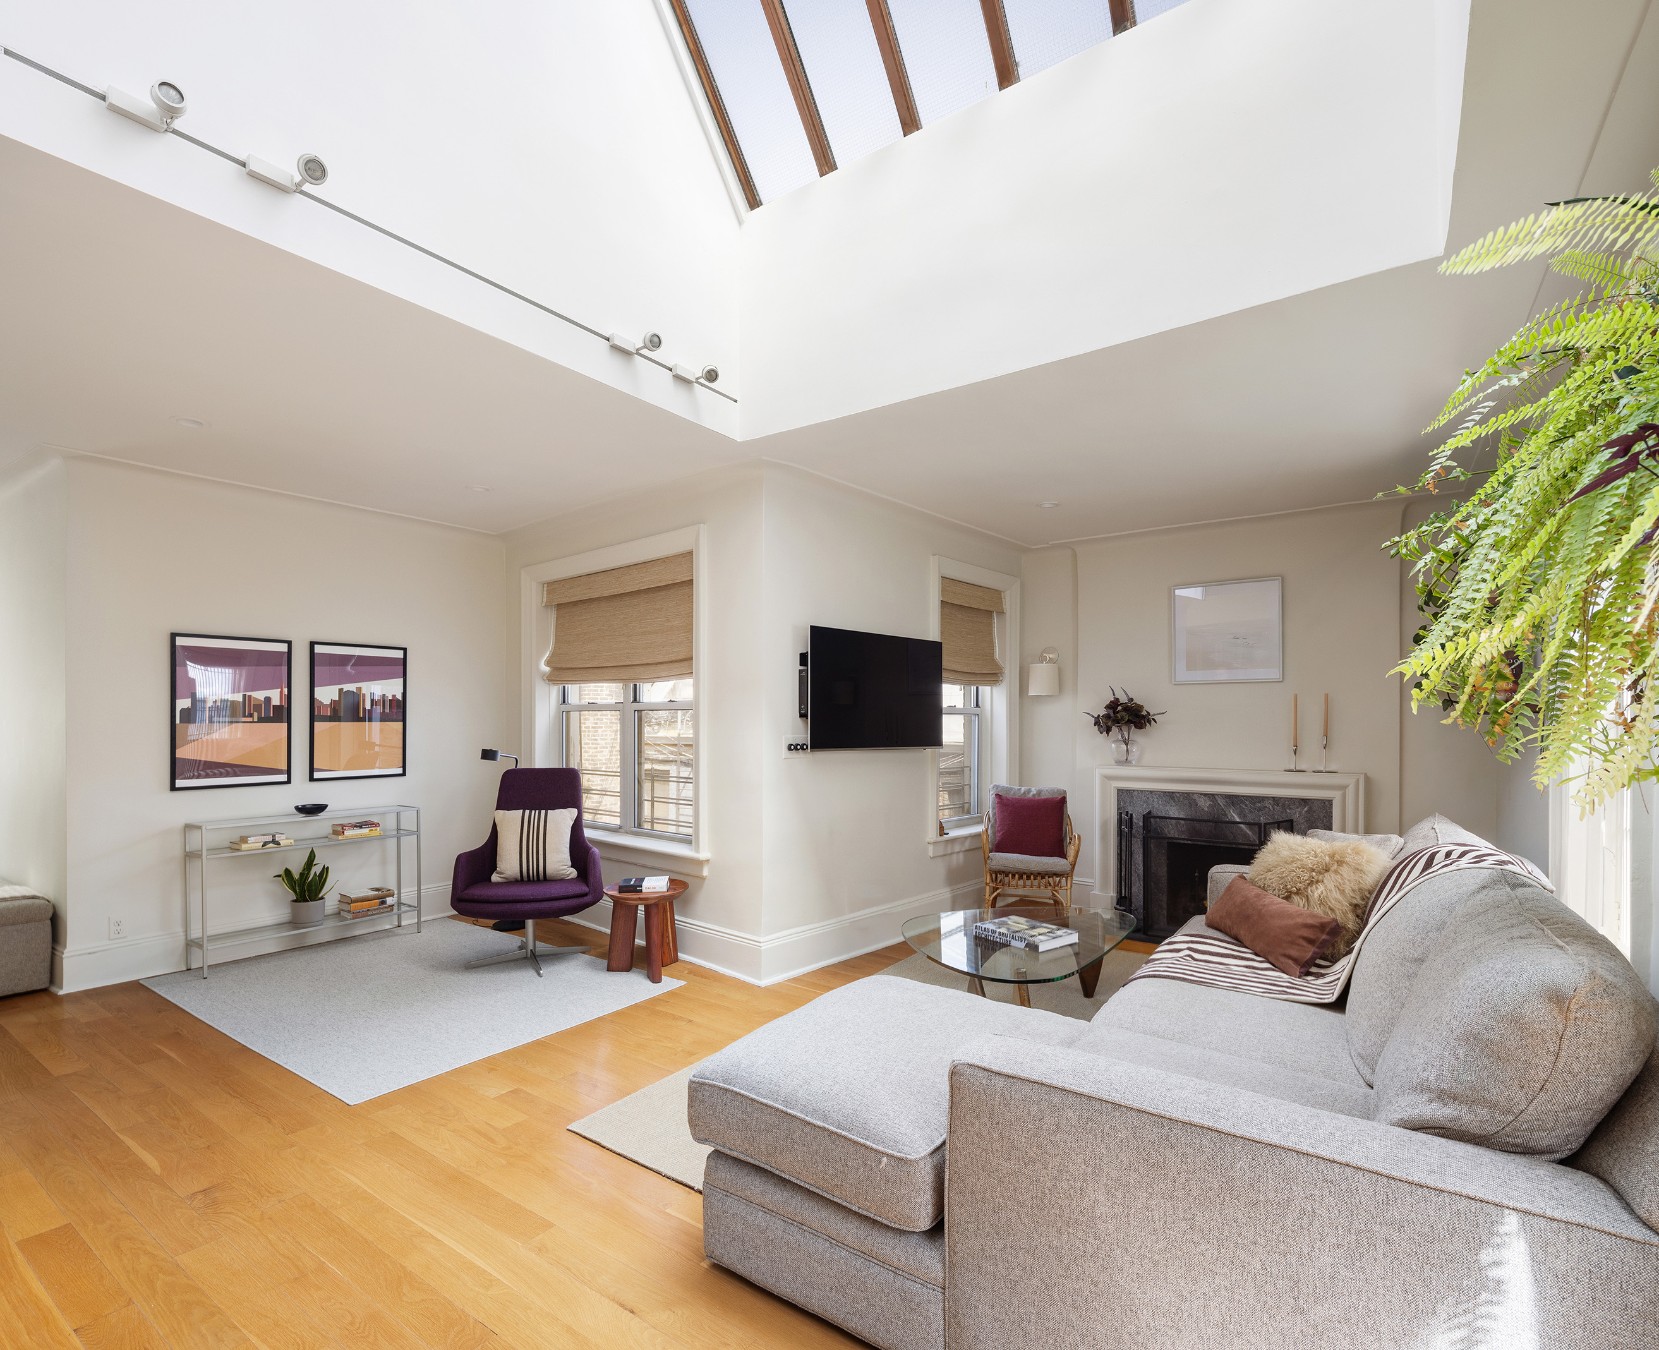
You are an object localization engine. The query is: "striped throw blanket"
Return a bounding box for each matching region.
[1125,843,1552,1006]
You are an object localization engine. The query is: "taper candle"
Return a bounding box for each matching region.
[1292,693,1299,747]
[1323,693,1330,739]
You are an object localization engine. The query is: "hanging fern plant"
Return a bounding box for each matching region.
[1389,168,1659,807]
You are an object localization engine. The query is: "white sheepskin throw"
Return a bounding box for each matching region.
[1248,832,1393,957]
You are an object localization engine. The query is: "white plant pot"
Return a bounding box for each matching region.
[290,898,325,927]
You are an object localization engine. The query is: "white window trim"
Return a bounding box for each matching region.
[1548,769,1632,958]
[521,525,710,874]
[927,556,1019,857]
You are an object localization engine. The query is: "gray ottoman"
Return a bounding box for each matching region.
[0,887,54,996]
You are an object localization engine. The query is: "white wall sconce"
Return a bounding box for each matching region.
[1027,647,1061,697]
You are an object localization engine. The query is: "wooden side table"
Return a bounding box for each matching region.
[604,879,687,983]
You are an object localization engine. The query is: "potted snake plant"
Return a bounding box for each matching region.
[275,848,333,926]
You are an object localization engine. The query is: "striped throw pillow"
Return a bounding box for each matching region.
[491,808,578,883]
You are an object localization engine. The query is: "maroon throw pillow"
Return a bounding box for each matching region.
[993,793,1067,858]
[1208,876,1342,977]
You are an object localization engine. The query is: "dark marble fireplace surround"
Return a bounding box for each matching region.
[1117,790,1334,941]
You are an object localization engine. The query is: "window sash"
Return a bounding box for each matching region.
[557,682,694,839]
[940,684,984,829]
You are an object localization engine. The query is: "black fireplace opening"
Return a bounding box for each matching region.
[1120,812,1294,941]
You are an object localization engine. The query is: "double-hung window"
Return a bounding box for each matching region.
[558,680,694,839]
[939,682,985,829]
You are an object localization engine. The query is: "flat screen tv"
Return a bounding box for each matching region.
[807,625,943,750]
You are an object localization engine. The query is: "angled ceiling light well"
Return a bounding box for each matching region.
[671,0,1177,205]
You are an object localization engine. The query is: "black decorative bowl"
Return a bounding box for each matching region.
[294,803,329,816]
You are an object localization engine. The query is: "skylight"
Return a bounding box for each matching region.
[670,0,1189,207]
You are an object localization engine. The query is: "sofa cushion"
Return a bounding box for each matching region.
[1573,1030,1659,1233]
[1073,1025,1374,1118]
[1092,928,1366,1091]
[688,976,1083,1231]
[1372,872,1657,1159]
[1247,832,1393,958]
[1207,876,1342,977]
[1399,813,1487,855]
[1308,828,1406,857]
[1346,864,1517,1084]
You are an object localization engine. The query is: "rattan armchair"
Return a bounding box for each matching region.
[981,786,1081,910]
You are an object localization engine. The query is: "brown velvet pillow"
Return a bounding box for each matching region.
[1208,875,1343,977]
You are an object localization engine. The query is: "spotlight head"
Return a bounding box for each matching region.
[479,748,500,761]
[150,81,186,123]
[700,365,719,384]
[639,332,663,353]
[295,153,328,187]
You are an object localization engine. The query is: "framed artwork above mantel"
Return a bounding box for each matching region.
[310,641,407,780]
[1171,577,1283,684]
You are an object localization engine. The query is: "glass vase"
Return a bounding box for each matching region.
[1112,733,1142,765]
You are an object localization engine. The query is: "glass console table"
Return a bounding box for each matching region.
[182,805,421,977]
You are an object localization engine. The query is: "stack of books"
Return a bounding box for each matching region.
[971,915,1080,952]
[617,876,671,894]
[338,887,395,920]
[330,820,382,840]
[229,832,293,851]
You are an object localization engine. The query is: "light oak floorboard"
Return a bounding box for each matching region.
[0,920,910,1347]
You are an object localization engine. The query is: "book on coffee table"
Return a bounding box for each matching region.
[971,915,1079,952]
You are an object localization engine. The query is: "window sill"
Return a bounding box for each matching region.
[926,830,981,859]
[584,829,710,879]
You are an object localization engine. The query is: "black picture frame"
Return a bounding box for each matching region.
[170,632,293,791]
[309,641,408,782]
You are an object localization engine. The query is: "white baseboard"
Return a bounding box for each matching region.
[53,885,457,994]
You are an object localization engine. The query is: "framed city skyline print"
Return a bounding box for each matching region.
[1171,577,1284,683]
[310,641,406,780]
[171,633,293,790]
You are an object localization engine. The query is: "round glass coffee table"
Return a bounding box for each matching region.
[902,905,1137,1006]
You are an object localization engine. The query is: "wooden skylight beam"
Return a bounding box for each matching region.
[667,0,761,210]
[978,0,1019,90]
[865,0,921,135]
[759,0,837,178]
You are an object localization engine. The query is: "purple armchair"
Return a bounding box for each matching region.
[450,768,605,976]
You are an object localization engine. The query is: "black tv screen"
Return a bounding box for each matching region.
[807,625,943,750]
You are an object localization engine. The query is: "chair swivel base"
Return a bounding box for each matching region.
[465,918,588,977]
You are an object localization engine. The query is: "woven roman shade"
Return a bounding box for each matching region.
[542,552,693,684]
[941,578,1004,686]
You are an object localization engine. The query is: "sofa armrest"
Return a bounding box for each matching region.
[1205,862,1248,908]
[944,1036,1659,1350]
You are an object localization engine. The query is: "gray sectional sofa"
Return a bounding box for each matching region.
[689,816,1659,1350]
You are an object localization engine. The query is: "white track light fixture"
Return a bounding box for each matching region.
[105,80,187,132]
[672,363,720,386]
[607,332,664,356]
[245,151,329,192]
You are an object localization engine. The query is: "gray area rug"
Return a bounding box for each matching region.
[567,947,1146,1190]
[143,917,682,1104]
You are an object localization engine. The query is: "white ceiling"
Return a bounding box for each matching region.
[0,0,1655,544]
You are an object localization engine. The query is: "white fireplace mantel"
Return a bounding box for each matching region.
[1090,765,1366,904]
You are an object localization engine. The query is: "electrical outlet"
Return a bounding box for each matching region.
[783,738,810,756]
[109,917,127,940]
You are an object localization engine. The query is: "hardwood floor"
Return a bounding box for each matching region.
[0,919,912,1348]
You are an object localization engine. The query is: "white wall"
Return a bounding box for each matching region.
[0,1,740,429]
[55,459,509,991]
[1021,499,1540,889]
[756,466,1024,980]
[740,0,1468,436]
[504,462,1023,983]
[0,461,68,907]
[504,464,768,975]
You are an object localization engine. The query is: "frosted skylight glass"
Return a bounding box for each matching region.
[883,0,1000,127]
[781,0,904,167]
[684,0,819,204]
[1131,0,1191,21]
[1001,0,1112,79]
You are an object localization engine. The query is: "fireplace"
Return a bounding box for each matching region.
[1124,813,1293,940]
[1111,787,1336,941]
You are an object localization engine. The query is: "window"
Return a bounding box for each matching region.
[671,0,1188,206]
[939,682,985,828]
[559,680,694,839]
